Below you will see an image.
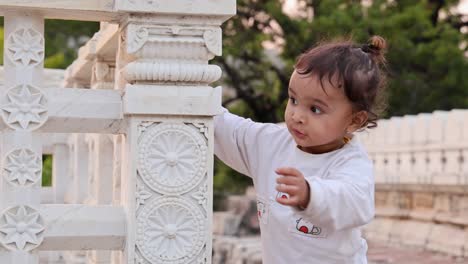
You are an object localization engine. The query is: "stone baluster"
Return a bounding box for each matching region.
[413,113,431,184]
[428,111,448,184]
[444,110,466,184]
[399,115,417,184]
[372,119,388,184]
[112,134,125,264]
[51,134,71,203]
[461,111,468,185]
[0,12,46,264]
[386,117,402,184]
[64,134,90,204]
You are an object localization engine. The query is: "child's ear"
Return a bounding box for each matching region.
[348,111,368,133]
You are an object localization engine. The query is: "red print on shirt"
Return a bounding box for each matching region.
[295,218,322,236]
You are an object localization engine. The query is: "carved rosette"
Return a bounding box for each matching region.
[0,84,48,131]
[0,205,45,251]
[136,196,205,263]
[6,27,44,67]
[138,123,207,195]
[3,148,42,187]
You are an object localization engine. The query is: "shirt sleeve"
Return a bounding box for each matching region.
[214,108,271,179]
[296,153,375,232]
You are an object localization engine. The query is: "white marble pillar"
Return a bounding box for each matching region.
[64,134,90,204]
[0,12,46,263]
[114,1,235,262]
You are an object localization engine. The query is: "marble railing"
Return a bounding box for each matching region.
[359,109,468,257]
[359,109,468,185]
[0,1,236,263]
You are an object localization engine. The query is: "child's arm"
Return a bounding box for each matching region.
[214,108,270,179]
[275,155,374,232]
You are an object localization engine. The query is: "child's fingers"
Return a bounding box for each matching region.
[276,183,299,194]
[275,167,302,177]
[276,175,301,186]
[276,195,299,206]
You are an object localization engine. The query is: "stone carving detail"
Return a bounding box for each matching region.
[136,179,153,211]
[138,123,207,195]
[6,27,44,67]
[203,28,222,56]
[0,84,48,131]
[92,62,115,89]
[196,252,207,264]
[192,123,209,140]
[124,62,222,83]
[0,205,45,251]
[126,25,222,58]
[135,252,147,264]
[192,183,208,212]
[127,24,149,54]
[136,197,205,263]
[3,148,42,187]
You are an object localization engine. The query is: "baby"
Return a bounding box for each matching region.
[215,36,387,263]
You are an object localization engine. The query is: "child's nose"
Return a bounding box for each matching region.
[292,110,305,123]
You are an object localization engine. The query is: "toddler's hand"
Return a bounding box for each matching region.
[275,167,310,209]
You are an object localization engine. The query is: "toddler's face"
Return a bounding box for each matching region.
[284,71,355,154]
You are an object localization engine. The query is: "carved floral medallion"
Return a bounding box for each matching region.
[136,197,205,263]
[6,28,44,67]
[138,123,207,195]
[0,206,45,251]
[0,84,48,131]
[3,148,42,187]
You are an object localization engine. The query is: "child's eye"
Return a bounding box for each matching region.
[311,106,322,114]
[289,97,298,105]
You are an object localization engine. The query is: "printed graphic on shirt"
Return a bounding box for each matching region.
[256,196,270,225]
[276,191,289,199]
[289,217,327,238]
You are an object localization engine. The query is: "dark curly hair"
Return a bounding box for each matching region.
[295,36,388,129]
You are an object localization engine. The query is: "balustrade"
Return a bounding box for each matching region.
[359,109,468,257]
[0,1,236,263]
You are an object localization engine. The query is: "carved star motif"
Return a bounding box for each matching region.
[7,28,44,67]
[1,84,47,130]
[0,206,44,251]
[3,149,41,186]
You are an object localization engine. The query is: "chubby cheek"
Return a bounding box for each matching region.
[304,119,343,145]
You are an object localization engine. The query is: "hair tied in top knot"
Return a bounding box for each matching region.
[362,35,387,64]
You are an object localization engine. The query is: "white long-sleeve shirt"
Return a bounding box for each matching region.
[214,109,374,264]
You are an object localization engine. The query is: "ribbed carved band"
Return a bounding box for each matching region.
[124,62,222,83]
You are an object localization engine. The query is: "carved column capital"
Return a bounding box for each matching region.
[121,19,223,87]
